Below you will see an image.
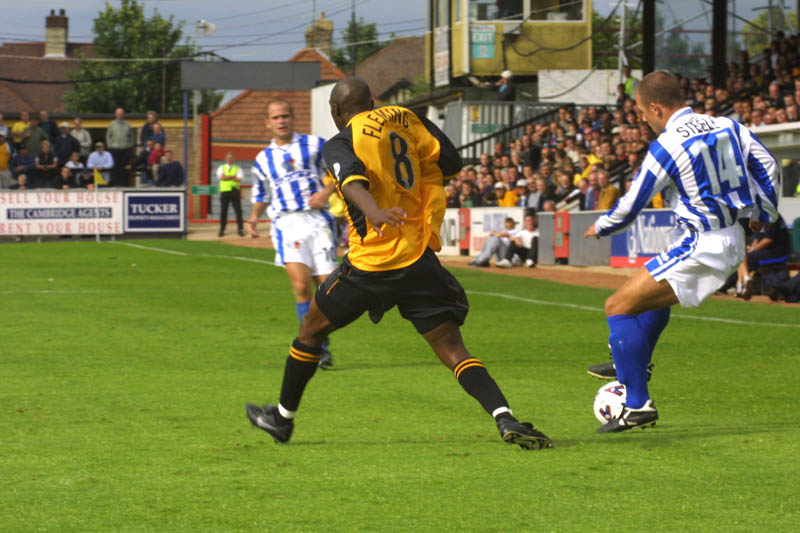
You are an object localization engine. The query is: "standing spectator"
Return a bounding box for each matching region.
[150,122,166,147]
[216,152,245,237]
[11,111,31,150]
[127,139,154,186]
[53,122,80,167]
[595,170,621,210]
[628,66,649,96]
[139,110,158,146]
[0,131,13,188]
[33,140,58,188]
[156,150,184,187]
[496,70,516,101]
[148,141,165,170]
[87,142,114,186]
[70,117,92,161]
[38,110,58,143]
[106,107,135,187]
[24,118,48,158]
[0,112,8,138]
[10,145,35,179]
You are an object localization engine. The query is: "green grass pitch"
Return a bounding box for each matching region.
[2,239,799,531]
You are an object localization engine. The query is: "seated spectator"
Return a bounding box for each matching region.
[87,142,114,186]
[10,145,35,180]
[156,150,184,187]
[445,183,459,207]
[55,166,75,189]
[127,139,155,186]
[526,177,552,211]
[553,171,575,203]
[494,181,518,207]
[458,180,482,207]
[34,140,59,188]
[149,141,165,171]
[595,169,621,210]
[65,152,89,186]
[467,217,518,267]
[0,131,13,188]
[496,213,539,268]
[481,189,499,206]
[541,199,556,212]
[736,216,792,300]
[513,179,528,206]
[53,122,80,166]
[9,173,28,190]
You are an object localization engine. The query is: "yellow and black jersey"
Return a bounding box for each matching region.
[322,106,462,271]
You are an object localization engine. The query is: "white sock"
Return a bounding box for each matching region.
[278,404,296,419]
[492,406,513,419]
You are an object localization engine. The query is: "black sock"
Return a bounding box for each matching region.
[453,358,511,420]
[278,339,322,413]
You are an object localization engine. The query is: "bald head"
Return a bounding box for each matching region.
[329,76,373,131]
[635,71,683,108]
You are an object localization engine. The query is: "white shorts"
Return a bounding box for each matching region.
[270,211,337,276]
[645,223,745,307]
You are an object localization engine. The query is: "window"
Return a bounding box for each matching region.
[470,0,523,21]
[529,0,583,22]
[468,0,584,22]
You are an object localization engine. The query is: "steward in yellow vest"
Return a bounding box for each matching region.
[217,153,245,237]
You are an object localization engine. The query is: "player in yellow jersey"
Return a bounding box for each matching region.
[245,77,551,449]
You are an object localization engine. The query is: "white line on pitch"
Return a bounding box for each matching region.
[115,242,188,256]
[467,290,800,329]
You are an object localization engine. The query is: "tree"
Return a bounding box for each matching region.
[591,8,642,70]
[743,9,798,58]
[65,0,222,114]
[329,17,390,73]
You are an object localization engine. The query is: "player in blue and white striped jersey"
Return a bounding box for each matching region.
[584,71,781,433]
[246,99,338,368]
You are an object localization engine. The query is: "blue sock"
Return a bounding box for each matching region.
[607,314,650,409]
[295,300,310,323]
[636,308,671,361]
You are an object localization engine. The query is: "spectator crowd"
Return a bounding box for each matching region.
[445,33,800,214]
[0,108,184,190]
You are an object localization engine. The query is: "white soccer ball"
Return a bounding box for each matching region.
[594,380,626,424]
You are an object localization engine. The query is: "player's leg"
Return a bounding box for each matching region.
[218,191,230,236]
[402,250,551,448]
[605,266,677,403]
[285,261,315,319]
[232,190,244,236]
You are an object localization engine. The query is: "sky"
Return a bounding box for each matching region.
[0,0,429,62]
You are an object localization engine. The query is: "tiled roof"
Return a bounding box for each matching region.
[211,48,347,142]
[356,36,424,101]
[288,48,348,81]
[0,41,95,113]
[211,90,310,141]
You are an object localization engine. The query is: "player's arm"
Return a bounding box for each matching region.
[341,181,405,237]
[308,174,337,209]
[739,125,781,225]
[586,142,672,238]
[246,160,271,237]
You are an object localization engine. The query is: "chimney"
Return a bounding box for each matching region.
[304,12,333,55]
[45,9,68,58]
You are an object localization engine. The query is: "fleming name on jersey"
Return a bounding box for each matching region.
[322,106,462,272]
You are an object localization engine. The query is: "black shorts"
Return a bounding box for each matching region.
[315,248,469,334]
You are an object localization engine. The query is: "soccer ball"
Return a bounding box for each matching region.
[594,380,626,424]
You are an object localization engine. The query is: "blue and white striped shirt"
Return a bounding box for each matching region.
[251,133,326,219]
[596,107,781,236]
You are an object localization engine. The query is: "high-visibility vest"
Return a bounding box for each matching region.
[219,164,240,192]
